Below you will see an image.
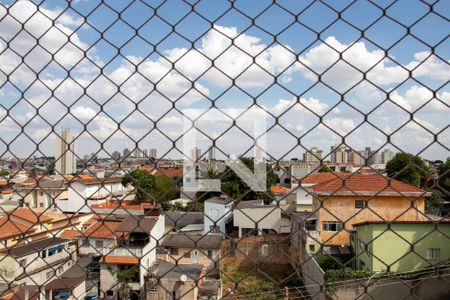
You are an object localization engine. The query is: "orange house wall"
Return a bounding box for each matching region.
[316,195,426,246]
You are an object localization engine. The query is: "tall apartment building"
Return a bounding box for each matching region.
[150,148,157,159]
[123,148,131,158]
[358,147,373,165]
[381,149,395,164]
[303,147,323,163]
[55,129,76,176]
[191,147,201,162]
[330,145,346,164]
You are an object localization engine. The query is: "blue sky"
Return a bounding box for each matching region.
[0,0,448,161]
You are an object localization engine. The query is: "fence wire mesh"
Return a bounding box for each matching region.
[0,0,449,299]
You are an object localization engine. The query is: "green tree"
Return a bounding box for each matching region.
[438,158,450,198]
[318,165,332,173]
[27,168,37,178]
[386,153,430,188]
[220,157,279,203]
[0,170,9,177]
[110,266,139,299]
[122,170,156,203]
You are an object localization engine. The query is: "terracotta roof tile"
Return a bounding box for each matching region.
[80,220,123,239]
[100,255,139,265]
[298,172,348,184]
[0,217,35,239]
[270,186,289,193]
[139,166,183,177]
[60,229,80,240]
[311,173,428,196]
[8,208,53,224]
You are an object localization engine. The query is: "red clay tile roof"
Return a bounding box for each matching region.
[79,220,123,239]
[60,229,80,240]
[100,255,139,265]
[1,188,12,194]
[0,217,35,239]
[91,200,156,210]
[311,173,428,196]
[298,172,348,184]
[8,208,53,224]
[0,180,8,186]
[270,186,289,193]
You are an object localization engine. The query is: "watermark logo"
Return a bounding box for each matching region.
[182,108,267,193]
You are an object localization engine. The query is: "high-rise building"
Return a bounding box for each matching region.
[208,146,216,162]
[150,148,157,159]
[123,148,131,158]
[55,129,76,176]
[111,151,121,160]
[191,147,201,162]
[303,147,323,163]
[358,147,373,165]
[330,145,346,164]
[134,149,140,158]
[381,149,395,164]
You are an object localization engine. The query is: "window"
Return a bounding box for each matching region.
[57,266,64,274]
[183,252,191,258]
[309,244,315,252]
[427,248,440,260]
[322,221,343,232]
[18,259,27,267]
[207,250,213,258]
[169,248,179,256]
[95,240,104,248]
[39,203,44,207]
[355,200,365,209]
[106,290,114,296]
[210,225,220,234]
[46,271,53,279]
[40,250,47,258]
[209,209,219,218]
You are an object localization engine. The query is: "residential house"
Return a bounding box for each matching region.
[164,211,204,233]
[45,276,86,300]
[204,196,234,236]
[159,233,223,267]
[0,216,35,249]
[351,220,450,272]
[234,200,290,237]
[294,172,346,212]
[99,214,164,300]
[147,262,203,300]
[17,179,68,212]
[56,176,131,213]
[78,217,123,256]
[91,200,158,216]
[0,237,76,286]
[308,173,429,249]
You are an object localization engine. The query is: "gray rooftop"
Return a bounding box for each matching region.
[153,262,203,281]
[205,195,234,205]
[164,212,204,229]
[236,200,276,209]
[0,237,70,257]
[161,233,223,249]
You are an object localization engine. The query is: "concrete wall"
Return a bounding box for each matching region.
[234,206,281,237]
[159,247,220,266]
[78,238,114,256]
[147,279,198,300]
[23,189,68,210]
[352,223,450,272]
[316,195,426,246]
[296,184,314,212]
[140,215,165,285]
[204,201,232,236]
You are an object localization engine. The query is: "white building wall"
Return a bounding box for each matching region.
[234,207,281,237]
[139,216,165,285]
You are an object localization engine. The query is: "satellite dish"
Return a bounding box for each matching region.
[180,274,187,282]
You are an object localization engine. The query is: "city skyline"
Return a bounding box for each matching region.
[0,1,448,161]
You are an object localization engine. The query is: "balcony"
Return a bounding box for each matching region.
[102,247,142,257]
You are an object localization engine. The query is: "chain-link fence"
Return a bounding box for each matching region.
[0,0,449,299]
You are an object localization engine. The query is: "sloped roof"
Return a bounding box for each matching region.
[0,237,69,257]
[115,215,159,233]
[299,172,348,184]
[270,186,289,193]
[72,176,123,185]
[79,220,123,239]
[164,212,204,229]
[311,173,428,196]
[7,208,53,224]
[0,217,35,240]
[161,234,223,249]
